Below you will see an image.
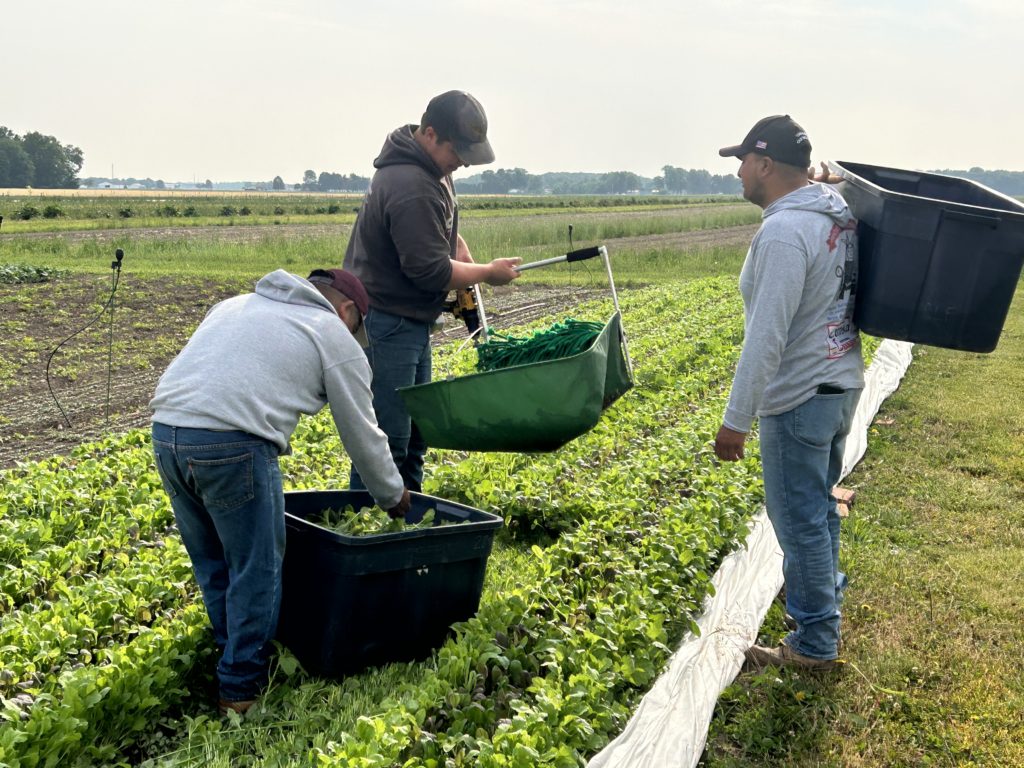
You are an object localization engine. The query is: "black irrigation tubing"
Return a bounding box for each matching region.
[475,318,605,372]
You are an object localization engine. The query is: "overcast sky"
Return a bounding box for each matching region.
[5,0,1021,184]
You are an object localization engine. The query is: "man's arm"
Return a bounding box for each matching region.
[323,355,407,512]
[388,197,521,291]
[448,232,522,287]
[447,257,522,289]
[455,233,473,263]
[715,241,807,461]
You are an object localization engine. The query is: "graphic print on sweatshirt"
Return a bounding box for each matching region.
[825,220,859,360]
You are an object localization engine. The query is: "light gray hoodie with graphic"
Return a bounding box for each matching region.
[150,269,404,509]
[724,183,864,434]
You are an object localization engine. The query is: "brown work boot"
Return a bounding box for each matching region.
[743,643,840,672]
[218,697,257,716]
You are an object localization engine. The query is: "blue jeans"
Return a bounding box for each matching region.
[759,388,861,660]
[349,308,431,492]
[151,423,285,702]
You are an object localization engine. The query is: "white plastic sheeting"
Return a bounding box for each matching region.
[589,339,914,768]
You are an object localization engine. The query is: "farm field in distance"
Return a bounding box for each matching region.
[0,192,757,466]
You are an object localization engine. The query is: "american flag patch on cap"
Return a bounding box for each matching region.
[755,140,767,149]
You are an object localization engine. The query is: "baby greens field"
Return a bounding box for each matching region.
[0,279,769,767]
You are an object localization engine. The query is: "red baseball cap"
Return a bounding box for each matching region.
[308,268,369,316]
[308,268,370,345]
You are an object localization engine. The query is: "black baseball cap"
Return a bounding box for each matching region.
[421,90,495,166]
[719,115,812,168]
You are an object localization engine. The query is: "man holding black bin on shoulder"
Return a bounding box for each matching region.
[714,115,864,671]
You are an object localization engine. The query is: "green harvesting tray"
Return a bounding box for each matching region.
[399,312,632,452]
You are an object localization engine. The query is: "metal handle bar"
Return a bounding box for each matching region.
[513,246,601,272]
[487,245,632,377]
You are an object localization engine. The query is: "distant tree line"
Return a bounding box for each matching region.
[455,166,742,195]
[455,165,1024,198]
[658,166,740,194]
[275,166,1024,197]
[934,168,1024,197]
[0,127,83,188]
[295,170,370,192]
[16,140,1024,198]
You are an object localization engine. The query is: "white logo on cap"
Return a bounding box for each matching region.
[795,132,809,145]
[755,140,767,149]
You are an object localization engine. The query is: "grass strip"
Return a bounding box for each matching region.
[703,286,1024,767]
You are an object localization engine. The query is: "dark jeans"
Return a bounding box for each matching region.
[349,308,431,492]
[152,423,285,701]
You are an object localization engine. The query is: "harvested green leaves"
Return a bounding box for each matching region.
[475,318,604,372]
[317,505,441,536]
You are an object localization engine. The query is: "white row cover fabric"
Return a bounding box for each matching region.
[589,339,914,768]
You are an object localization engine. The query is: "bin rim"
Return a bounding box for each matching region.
[830,160,1024,219]
[283,488,503,546]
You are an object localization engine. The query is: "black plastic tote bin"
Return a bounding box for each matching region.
[276,489,502,679]
[831,161,1024,352]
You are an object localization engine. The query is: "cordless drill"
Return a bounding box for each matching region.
[443,287,481,338]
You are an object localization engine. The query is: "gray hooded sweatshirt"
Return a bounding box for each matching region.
[150,269,405,508]
[724,183,864,434]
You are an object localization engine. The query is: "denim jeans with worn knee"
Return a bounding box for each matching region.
[349,308,431,493]
[759,388,861,660]
[152,423,285,702]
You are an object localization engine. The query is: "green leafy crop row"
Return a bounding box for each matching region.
[0,278,766,767]
[286,281,761,767]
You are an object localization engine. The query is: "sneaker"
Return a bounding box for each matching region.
[743,643,840,672]
[218,698,257,716]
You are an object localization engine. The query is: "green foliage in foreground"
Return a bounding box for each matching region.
[0,278,767,767]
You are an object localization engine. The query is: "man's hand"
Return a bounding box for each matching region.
[714,425,747,462]
[448,257,522,290]
[808,161,841,184]
[387,488,412,520]
[485,257,522,286]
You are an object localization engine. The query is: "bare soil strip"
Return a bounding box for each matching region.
[1,221,753,467]
[0,278,602,468]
